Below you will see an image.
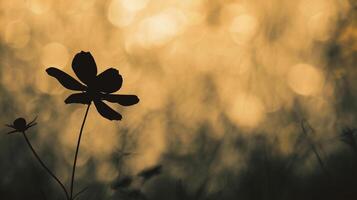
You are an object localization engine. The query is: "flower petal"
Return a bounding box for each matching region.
[72,51,97,85]
[95,68,123,93]
[94,100,122,120]
[46,67,87,91]
[7,130,18,134]
[65,93,91,104]
[27,123,37,129]
[103,94,139,106]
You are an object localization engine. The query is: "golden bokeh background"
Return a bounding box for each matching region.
[0,0,356,198]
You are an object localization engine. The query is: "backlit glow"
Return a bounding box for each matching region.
[288,63,325,96]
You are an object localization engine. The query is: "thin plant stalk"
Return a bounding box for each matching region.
[301,120,330,178]
[72,186,89,200]
[70,103,91,199]
[21,131,70,200]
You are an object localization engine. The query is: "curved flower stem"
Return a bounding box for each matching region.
[21,131,70,200]
[70,103,91,199]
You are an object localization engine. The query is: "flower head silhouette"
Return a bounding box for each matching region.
[5,117,37,134]
[6,116,71,199]
[45,51,140,199]
[46,51,139,120]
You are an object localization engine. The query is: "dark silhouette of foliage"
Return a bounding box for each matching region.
[341,128,357,149]
[111,176,133,189]
[137,165,163,182]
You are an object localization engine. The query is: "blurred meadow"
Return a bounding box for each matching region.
[0,0,357,199]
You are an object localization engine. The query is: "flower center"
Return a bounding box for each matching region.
[13,118,27,131]
[86,87,103,101]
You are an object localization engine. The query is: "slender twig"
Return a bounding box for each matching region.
[195,132,227,200]
[70,103,91,199]
[301,120,330,178]
[21,131,70,200]
[73,186,89,200]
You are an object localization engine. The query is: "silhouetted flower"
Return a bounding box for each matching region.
[5,117,37,134]
[46,51,139,120]
[341,127,357,148]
